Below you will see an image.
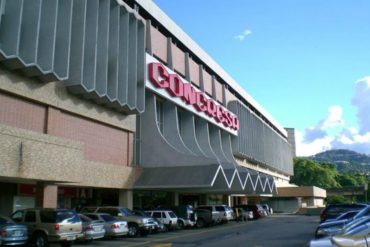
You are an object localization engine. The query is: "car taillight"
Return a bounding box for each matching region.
[85,225,94,231]
[111,223,120,229]
[1,228,7,237]
[320,212,327,221]
[54,224,60,231]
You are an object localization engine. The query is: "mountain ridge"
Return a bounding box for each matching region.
[308,149,370,174]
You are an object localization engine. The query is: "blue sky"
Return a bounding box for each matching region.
[154,0,370,156]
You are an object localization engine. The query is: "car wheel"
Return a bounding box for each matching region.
[60,241,72,247]
[177,220,185,230]
[34,232,49,247]
[196,219,205,228]
[128,223,139,237]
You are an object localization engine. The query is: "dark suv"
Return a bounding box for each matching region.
[320,203,367,222]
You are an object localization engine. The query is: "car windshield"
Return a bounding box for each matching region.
[57,211,80,223]
[336,211,358,220]
[341,216,370,234]
[344,222,370,236]
[354,206,370,219]
[101,214,115,222]
[134,211,150,217]
[120,208,134,216]
[169,212,177,218]
[0,216,13,224]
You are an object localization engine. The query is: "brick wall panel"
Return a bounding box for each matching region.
[151,27,168,63]
[0,92,46,133]
[57,112,130,166]
[203,69,213,96]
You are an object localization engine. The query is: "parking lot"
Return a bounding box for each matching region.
[49,215,318,247]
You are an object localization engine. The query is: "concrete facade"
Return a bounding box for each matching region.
[0,0,295,214]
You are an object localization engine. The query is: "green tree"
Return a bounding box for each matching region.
[291,158,341,188]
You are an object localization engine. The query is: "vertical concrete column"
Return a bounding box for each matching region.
[46,107,61,135]
[173,192,179,206]
[227,195,232,207]
[36,182,58,208]
[119,190,133,209]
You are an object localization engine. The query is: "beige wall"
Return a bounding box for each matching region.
[0,124,136,188]
[277,186,327,198]
[0,67,137,189]
[0,67,136,132]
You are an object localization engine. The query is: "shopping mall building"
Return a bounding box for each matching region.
[0,0,294,214]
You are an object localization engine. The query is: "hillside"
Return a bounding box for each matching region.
[309,149,370,174]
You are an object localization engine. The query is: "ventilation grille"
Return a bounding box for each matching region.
[0,0,145,114]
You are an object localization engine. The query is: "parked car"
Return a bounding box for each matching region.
[261,204,273,215]
[196,206,223,224]
[232,207,254,221]
[319,203,367,222]
[169,205,197,229]
[309,216,370,247]
[0,215,28,246]
[83,213,128,238]
[331,221,370,247]
[214,205,234,223]
[193,209,213,228]
[145,210,178,231]
[325,210,360,223]
[234,204,265,219]
[132,210,161,233]
[77,214,105,242]
[80,206,156,237]
[11,208,82,247]
[315,206,370,238]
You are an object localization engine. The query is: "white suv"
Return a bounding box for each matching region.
[145,210,178,230]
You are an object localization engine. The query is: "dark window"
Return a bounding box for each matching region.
[119,208,134,216]
[0,216,12,224]
[100,214,115,222]
[97,208,119,216]
[25,211,36,222]
[215,206,225,212]
[168,212,176,218]
[80,207,97,213]
[40,211,56,223]
[56,211,80,223]
[11,211,23,223]
[156,98,164,134]
[79,214,91,222]
[84,214,98,220]
[152,212,161,218]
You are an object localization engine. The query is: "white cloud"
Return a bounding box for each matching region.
[352,77,370,134]
[322,105,345,129]
[296,77,370,156]
[234,29,252,41]
[302,105,344,144]
[296,130,334,157]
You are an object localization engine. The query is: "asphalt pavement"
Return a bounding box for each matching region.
[52,214,319,247]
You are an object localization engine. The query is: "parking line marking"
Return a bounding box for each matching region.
[123,222,250,247]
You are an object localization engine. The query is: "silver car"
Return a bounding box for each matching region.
[309,216,370,247]
[83,213,128,238]
[77,214,105,242]
[0,215,28,246]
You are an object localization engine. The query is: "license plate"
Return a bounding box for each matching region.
[12,230,22,237]
[66,236,76,241]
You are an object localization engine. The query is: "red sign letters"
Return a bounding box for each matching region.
[149,62,239,131]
